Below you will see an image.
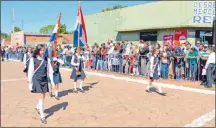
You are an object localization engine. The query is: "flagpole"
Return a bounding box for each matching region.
[77,1,81,48]
[53,12,61,58]
[52,13,61,68]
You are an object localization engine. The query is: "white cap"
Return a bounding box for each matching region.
[52,57,58,61]
[204,44,208,47]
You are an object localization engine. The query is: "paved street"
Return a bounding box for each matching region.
[1,61,215,127]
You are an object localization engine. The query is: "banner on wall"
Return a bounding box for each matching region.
[174,30,188,46]
[163,35,173,49]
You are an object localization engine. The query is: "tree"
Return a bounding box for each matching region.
[14,26,21,32]
[101,5,128,12]
[40,24,68,34]
[1,33,9,39]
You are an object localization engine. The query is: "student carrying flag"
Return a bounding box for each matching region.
[70,1,87,93]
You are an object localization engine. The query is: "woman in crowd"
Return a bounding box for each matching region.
[23,47,33,76]
[188,47,199,81]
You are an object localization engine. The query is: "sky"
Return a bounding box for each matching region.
[1,1,156,34]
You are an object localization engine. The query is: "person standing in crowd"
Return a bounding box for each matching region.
[199,43,210,85]
[139,40,149,77]
[173,46,184,80]
[1,47,5,61]
[194,40,201,52]
[4,46,9,61]
[160,46,171,79]
[204,46,215,88]
[111,47,120,72]
[188,47,199,81]
[70,47,86,93]
[101,43,107,71]
[146,48,166,96]
[62,46,68,67]
[184,42,191,80]
[23,47,33,76]
[27,44,54,124]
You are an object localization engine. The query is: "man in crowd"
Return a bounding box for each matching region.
[139,40,149,77]
[199,43,210,85]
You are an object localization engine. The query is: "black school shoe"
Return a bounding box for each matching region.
[158,92,167,96]
[40,118,47,124]
[55,96,60,100]
[49,93,54,97]
[145,90,152,93]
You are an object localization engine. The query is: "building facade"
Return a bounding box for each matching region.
[85,1,215,47]
[10,32,73,47]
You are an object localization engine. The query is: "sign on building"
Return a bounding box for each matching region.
[163,35,173,49]
[174,30,188,46]
[193,1,215,24]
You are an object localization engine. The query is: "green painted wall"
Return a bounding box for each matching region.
[85,1,215,46]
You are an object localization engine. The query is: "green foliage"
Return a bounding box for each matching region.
[1,33,10,39]
[39,24,69,34]
[14,26,22,32]
[101,5,128,12]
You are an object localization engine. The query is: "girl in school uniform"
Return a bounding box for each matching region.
[70,47,86,93]
[28,44,54,124]
[146,48,166,96]
[49,54,64,100]
[23,47,33,75]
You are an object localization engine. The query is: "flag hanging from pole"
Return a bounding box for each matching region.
[73,3,88,48]
[44,14,61,58]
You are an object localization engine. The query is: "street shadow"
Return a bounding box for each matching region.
[58,81,99,96]
[44,102,68,119]
[149,87,167,96]
[58,89,73,98]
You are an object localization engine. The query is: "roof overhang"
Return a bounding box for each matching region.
[117,25,212,32]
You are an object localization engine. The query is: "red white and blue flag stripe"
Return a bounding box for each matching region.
[73,4,88,48]
[44,17,60,58]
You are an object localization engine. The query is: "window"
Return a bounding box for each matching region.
[140,31,157,43]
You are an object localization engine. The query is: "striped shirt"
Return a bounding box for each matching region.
[199,50,210,58]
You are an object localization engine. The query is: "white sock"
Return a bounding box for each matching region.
[157,86,163,93]
[79,81,83,89]
[146,81,152,91]
[36,101,39,110]
[55,90,58,97]
[38,99,45,119]
[153,83,163,93]
[74,82,77,91]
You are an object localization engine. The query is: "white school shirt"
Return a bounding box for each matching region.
[23,52,32,68]
[204,52,215,69]
[150,55,160,75]
[27,55,54,85]
[71,53,86,66]
[53,57,64,65]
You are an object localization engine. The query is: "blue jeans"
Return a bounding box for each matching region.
[190,63,198,81]
[119,57,123,73]
[92,57,97,69]
[161,63,169,79]
[175,65,182,79]
[103,60,108,71]
[206,64,215,87]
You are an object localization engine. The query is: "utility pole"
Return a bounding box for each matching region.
[22,20,23,30]
[12,8,15,33]
[12,8,15,46]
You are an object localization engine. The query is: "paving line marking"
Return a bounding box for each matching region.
[61,68,215,95]
[184,109,215,127]
[1,78,27,82]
